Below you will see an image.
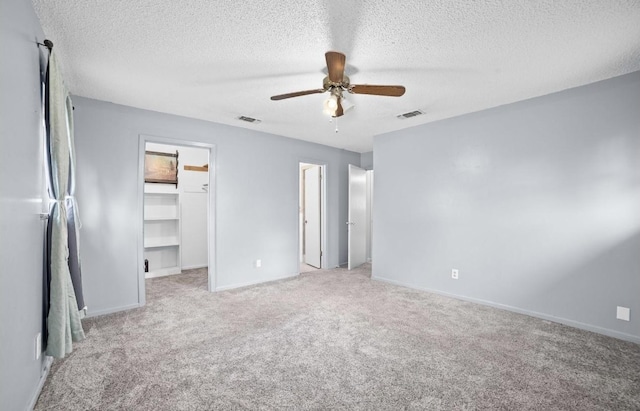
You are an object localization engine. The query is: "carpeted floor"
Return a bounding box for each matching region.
[36,265,640,410]
[299,263,320,273]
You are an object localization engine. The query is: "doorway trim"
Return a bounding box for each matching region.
[137,134,217,306]
[298,159,327,272]
[347,164,367,270]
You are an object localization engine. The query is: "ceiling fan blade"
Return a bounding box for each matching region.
[349,84,406,97]
[270,89,325,101]
[325,51,346,83]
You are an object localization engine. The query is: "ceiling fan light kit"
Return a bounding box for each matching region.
[340,97,355,113]
[271,51,406,120]
[323,96,338,116]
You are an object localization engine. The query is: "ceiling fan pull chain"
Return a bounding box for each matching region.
[335,116,339,133]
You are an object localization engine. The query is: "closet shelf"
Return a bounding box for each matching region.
[144,240,180,249]
[144,191,181,278]
[146,266,181,278]
[144,217,179,221]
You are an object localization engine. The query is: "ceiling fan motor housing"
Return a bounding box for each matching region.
[323,75,350,91]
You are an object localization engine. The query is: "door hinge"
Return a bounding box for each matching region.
[320,250,323,257]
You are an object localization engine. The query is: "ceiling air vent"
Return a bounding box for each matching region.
[237,116,261,124]
[397,110,425,119]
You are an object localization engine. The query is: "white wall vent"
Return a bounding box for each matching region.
[237,116,261,124]
[397,110,425,119]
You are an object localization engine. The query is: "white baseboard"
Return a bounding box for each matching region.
[181,264,208,270]
[215,273,298,292]
[28,356,53,410]
[371,275,640,345]
[85,303,141,318]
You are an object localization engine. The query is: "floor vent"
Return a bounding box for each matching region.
[237,115,261,124]
[397,110,425,119]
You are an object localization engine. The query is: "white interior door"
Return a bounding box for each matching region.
[348,164,367,270]
[304,166,321,268]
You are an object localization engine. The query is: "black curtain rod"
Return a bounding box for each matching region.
[37,39,53,51]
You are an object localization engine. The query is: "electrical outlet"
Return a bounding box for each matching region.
[451,269,459,280]
[35,333,41,360]
[255,259,261,268]
[616,306,630,321]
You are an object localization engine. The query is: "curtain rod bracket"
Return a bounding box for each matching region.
[37,39,54,51]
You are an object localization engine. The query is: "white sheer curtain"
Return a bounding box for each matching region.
[45,50,85,358]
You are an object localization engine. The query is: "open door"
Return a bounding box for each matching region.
[348,164,367,270]
[137,136,215,306]
[303,166,321,268]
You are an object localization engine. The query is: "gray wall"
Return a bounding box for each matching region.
[373,71,640,342]
[0,0,48,409]
[73,97,359,315]
[360,151,373,170]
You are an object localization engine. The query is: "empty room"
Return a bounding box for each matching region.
[2,1,639,410]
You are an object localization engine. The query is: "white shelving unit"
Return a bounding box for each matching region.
[144,192,181,278]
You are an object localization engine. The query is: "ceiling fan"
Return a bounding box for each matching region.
[270,51,406,118]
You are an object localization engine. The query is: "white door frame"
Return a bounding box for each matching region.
[366,169,374,263]
[302,165,321,268]
[298,159,327,271]
[137,134,217,306]
[348,164,367,270]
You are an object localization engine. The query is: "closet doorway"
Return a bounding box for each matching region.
[299,162,326,273]
[137,135,216,305]
[347,165,374,270]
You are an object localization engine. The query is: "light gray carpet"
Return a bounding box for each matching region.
[299,263,319,273]
[36,265,640,410]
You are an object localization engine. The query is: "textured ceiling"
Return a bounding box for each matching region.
[32,0,640,153]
